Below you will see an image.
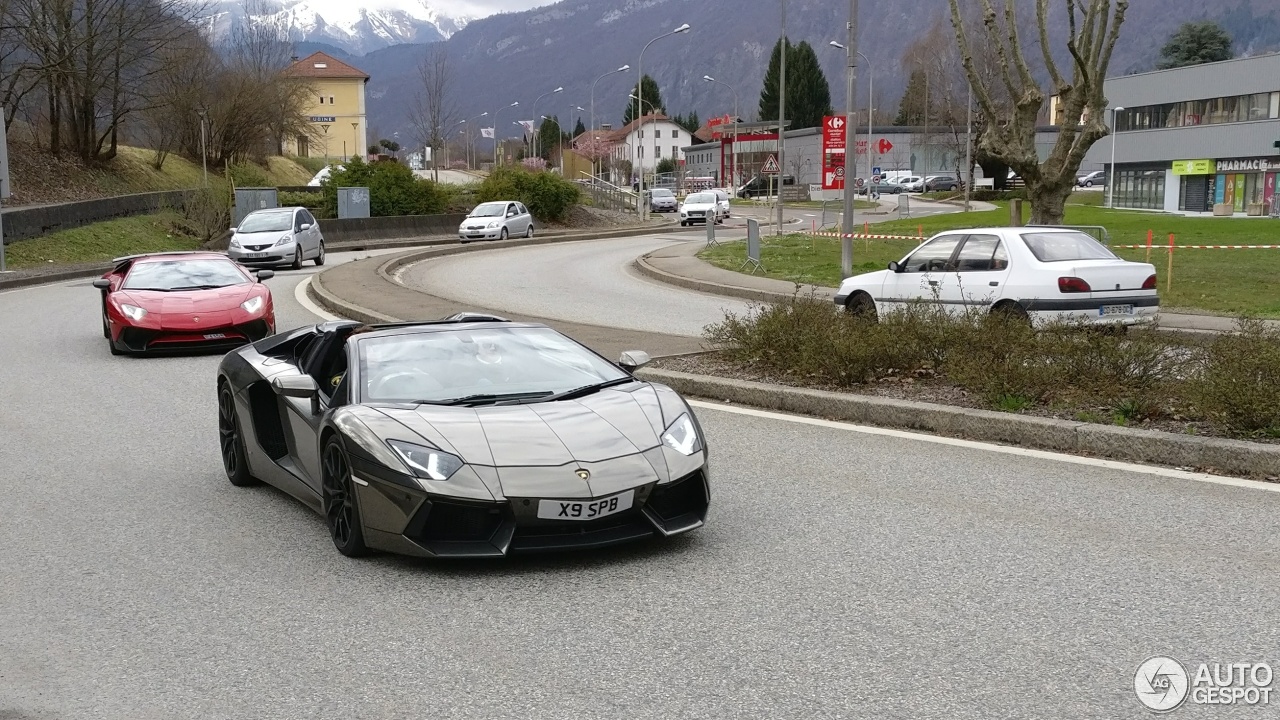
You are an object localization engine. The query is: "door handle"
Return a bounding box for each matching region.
[989,281,999,286]
[928,280,939,286]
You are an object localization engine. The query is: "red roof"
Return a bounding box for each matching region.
[281,52,369,80]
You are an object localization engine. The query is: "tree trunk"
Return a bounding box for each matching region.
[1026,179,1074,225]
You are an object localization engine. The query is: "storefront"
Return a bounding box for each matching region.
[1173,159,1215,213]
[1212,157,1280,215]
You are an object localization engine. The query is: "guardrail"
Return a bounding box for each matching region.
[576,173,637,213]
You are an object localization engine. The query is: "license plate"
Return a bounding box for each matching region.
[537,490,634,521]
[244,252,268,258]
[1100,305,1134,316]
[204,333,227,339]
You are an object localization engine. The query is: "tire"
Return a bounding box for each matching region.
[218,383,258,487]
[991,300,1030,324]
[845,292,878,322]
[680,221,687,227]
[291,246,303,270]
[1084,180,1094,188]
[321,438,369,557]
[499,227,508,241]
[101,302,110,338]
[313,240,326,266]
[525,223,534,238]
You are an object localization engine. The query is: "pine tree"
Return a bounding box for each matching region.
[894,70,928,125]
[623,75,665,126]
[757,39,834,130]
[537,116,562,160]
[671,110,700,135]
[573,117,586,137]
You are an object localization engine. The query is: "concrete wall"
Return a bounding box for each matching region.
[319,213,469,244]
[1,190,192,245]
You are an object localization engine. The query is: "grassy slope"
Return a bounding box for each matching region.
[700,202,1280,316]
[4,212,200,269]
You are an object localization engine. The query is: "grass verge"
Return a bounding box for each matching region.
[3,212,200,269]
[693,294,1280,441]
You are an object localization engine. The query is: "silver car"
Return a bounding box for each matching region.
[649,188,678,212]
[459,201,534,242]
[229,207,326,269]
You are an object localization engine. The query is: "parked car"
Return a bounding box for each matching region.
[737,174,795,198]
[679,192,722,226]
[458,201,534,242]
[649,188,678,212]
[833,227,1159,326]
[924,174,962,191]
[898,175,925,192]
[228,207,326,270]
[860,180,904,195]
[711,188,732,219]
[1077,170,1107,187]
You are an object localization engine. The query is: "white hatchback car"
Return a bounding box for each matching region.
[834,227,1159,325]
[228,207,326,269]
[458,201,534,242]
[679,192,722,226]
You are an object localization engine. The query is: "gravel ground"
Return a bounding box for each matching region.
[652,352,1278,450]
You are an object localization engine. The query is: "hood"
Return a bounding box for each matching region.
[234,230,292,243]
[682,201,716,211]
[117,284,254,315]
[842,269,892,291]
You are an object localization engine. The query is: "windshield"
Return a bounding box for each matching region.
[358,326,629,404]
[123,259,250,291]
[685,193,714,204]
[469,202,508,217]
[237,211,293,233]
[1020,231,1118,262]
[652,189,674,197]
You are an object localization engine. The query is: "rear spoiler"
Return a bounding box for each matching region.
[109,250,209,264]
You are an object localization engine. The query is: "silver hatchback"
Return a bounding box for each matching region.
[228,207,326,269]
[458,201,534,242]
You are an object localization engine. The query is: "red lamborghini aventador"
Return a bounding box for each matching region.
[93,252,276,355]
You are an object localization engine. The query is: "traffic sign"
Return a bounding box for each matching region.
[762,154,780,174]
[835,166,845,179]
[871,174,881,184]
[854,177,865,188]
[872,166,881,176]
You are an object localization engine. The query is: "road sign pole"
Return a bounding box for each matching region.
[841,0,858,279]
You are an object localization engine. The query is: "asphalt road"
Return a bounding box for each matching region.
[2,246,1279,718]
[396,234,752,337]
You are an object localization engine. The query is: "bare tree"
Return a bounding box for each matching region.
[948,0,1128,224]
[408,44,457,182]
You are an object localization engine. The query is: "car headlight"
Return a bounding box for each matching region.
[486,221,500,229]
[229,238,241,248]
[241,296,264,314]
[661,413,701,456]
[387,439,464,481]
[274,233,293,247]
[119,303,146,321]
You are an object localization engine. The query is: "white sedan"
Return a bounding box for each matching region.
[833,227,1159,325]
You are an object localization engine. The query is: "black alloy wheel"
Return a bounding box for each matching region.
[219,384,257,486]
[322,440,369,557]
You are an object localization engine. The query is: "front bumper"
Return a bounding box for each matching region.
[361,468,711,558]
[116,318,273,353]
[229,242,295,265]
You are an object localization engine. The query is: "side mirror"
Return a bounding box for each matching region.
[299,223,312,231]
[617,350,651,370]
[92,278,111,290]
[888,261,902,273]
[255,269,275,281]
[229,227,237,233]
[272,375,318,399]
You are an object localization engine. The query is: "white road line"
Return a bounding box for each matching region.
[689,399,1280,493]
[294,276,340,321]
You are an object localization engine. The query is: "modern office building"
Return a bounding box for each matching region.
[1078,52,1280,215]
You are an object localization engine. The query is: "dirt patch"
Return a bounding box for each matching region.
[543,205,666,230]
[651,351,1276,445]
[6,141,108,206]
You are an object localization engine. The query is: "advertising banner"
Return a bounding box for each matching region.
[821,115,846,190]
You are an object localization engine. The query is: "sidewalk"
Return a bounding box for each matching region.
[635,239,1277,333]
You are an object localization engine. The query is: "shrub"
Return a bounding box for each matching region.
[318,157,446,218]
[176,188,232,247]
[1188,319,1280,435]
[475,165,581,222]
[278,190,322,209]
[228,162,270,188]
[522,157,548,171]
[969,189,1027,202]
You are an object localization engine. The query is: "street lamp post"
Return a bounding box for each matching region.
[964,81,972,211]
[465,111,488,169]
[565,105,585,174]
[637,23,691,215]
[840,1,858,277]
[531,87,563,159]
[493,101,519,167]
[1108,106,1124,209]
[590,64,629,180]
[702,75,740,188]
[830,41,872,208]
[631,93,661,188]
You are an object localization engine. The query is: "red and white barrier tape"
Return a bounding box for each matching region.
[1112,244,1280,249]
[808,231,922,240]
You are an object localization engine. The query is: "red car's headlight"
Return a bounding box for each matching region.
[241,296,265,314]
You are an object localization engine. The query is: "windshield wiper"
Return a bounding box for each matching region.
[430,391,554,407]
[543,377,636,403]
[126,287,173,292]
[169,284,226,291]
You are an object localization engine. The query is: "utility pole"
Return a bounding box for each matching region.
[840,0,857,277]
[964,82,972,211]
[776,0,787,235]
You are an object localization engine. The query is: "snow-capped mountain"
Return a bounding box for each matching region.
[205,0,473,54]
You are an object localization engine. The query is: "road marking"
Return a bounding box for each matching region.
[294,276,340,321]
[689,400,1280,492]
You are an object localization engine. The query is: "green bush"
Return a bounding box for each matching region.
[970,189,1027,202]
[1189,319,1280,435]
[278,190,322,209]
[319,157,447,218]
[475,165,581,222]
[228,162,270,188]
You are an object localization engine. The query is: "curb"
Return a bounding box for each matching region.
[633,248,821,304]
[309,223,694,321]
[635,368,1280,480]
[0,265,114,291]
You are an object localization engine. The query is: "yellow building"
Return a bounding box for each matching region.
[282,51,369,160]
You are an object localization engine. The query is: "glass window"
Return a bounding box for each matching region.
[238,210,294,232]
[955,235,1002,272]
[358,327,627,404]
[901,235,963,272]
[123,259,250,290]
[655,129,662,139]
[1019,231,1118,262]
